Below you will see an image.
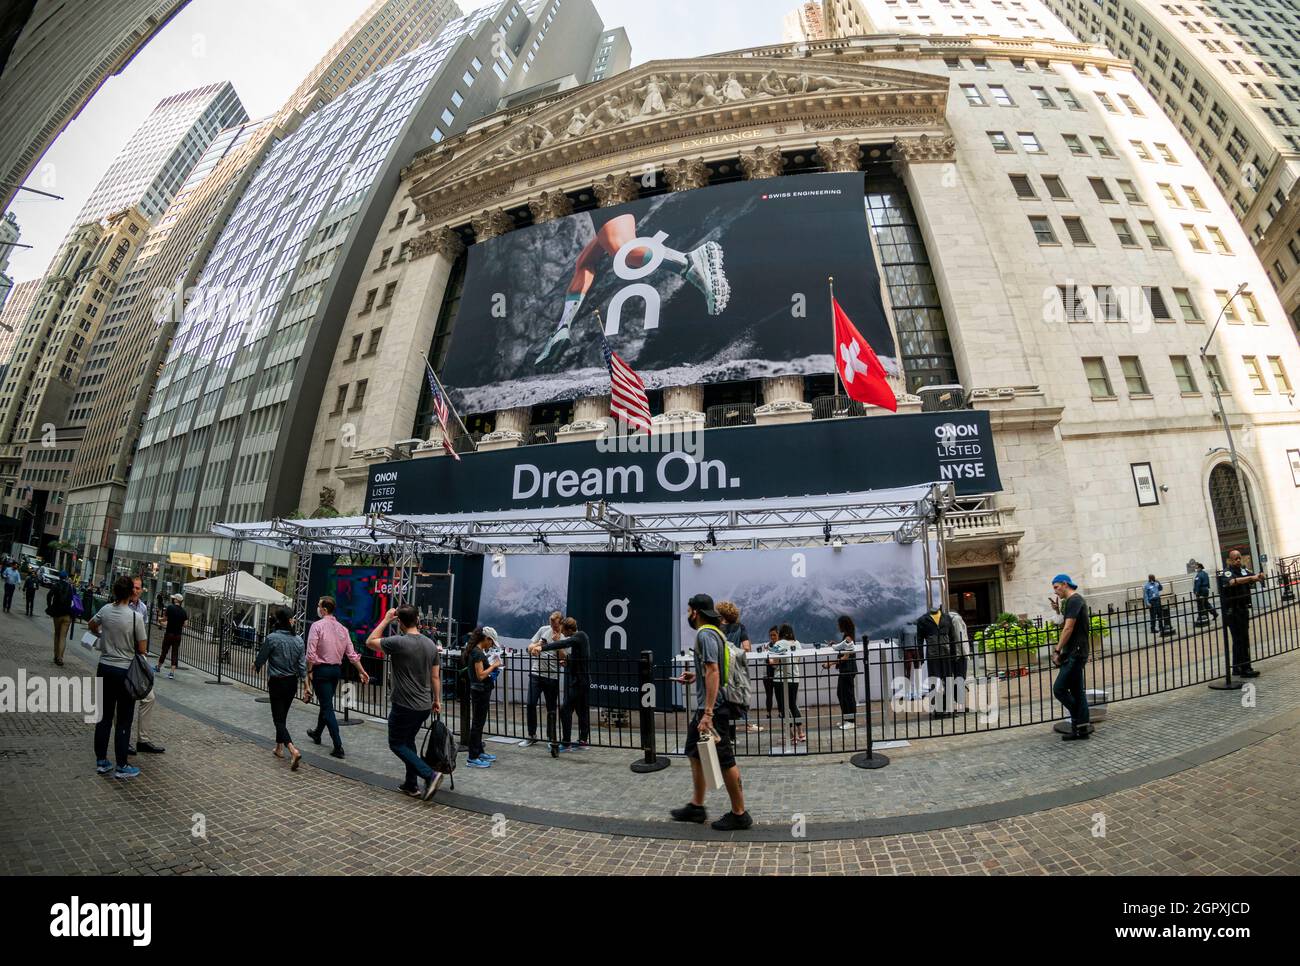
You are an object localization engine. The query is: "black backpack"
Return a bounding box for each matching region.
[421,714,458,789]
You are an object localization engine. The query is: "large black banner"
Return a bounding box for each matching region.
[365,410,1001,514]
[439,172,892,412]
[565,552,679,709]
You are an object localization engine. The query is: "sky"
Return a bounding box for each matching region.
[4,0,800,284]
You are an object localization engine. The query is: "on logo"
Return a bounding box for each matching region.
[605,597,629,650]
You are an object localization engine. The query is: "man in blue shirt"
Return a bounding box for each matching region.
[670,593,752,831]
[2,562,20,613]
[1193,562,1216,625]
[1143,575,1171,636]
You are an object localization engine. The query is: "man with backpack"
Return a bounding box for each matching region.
[46,572,75,666]
[365,605,442,800]
[2,561,20,613]
[671,593,752,831]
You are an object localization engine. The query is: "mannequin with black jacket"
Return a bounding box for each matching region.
[916,609,959,718]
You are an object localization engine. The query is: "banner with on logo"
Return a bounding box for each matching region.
[565,552,679,709]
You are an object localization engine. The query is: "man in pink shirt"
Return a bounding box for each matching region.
[305,596,370,758]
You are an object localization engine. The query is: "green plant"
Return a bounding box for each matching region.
[976,615,1049,654]
[1089,614,1110,637]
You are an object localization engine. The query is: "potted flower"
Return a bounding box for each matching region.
[1088,614,1110,654]
[976,613,1046,677]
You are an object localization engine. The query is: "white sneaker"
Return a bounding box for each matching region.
[682,242,730,314]
[840,722,858,730]
[535,326,570,365]
[167,671,175,680]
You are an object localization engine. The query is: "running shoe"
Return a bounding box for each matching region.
[113,765,141,780]
[681,242,730,314]
[421,772,442,800]
[534,326,571,366]
[479,752,497,762]
[711,811,753,832]
[670,802,707,824]
[465,757,492,768]
[95,759,113,775]
[167,671,175,680]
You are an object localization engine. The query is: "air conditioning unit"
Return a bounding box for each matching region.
[918,384,966,412]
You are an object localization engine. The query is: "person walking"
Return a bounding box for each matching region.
[367,605,443,797]
[768,624,805,744]
[304,596,370,758]
[46,572,75,667]
[525,611,564,747]
[670,593,752,831]
[530,616,591,755]
[1144,575,1169,636]
[464,627,503,768]
[1219,549,1265,678]
[824,615,859,730]
[2,561,20,613]
[1050,574,1092,741]
[156,593,188,678]
[1193,562,1217,625]
[88,575,150,779]
[254,606,307,771]
[128,576,165,755]
[22,570,38,616]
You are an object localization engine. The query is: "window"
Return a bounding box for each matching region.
[451,90,464,108]
[1095,285,1124,321]
[1243,356,1268,393]
[1117,179,1143,203]
[972,58,991,71]
[1216,290,1242,323]
[1159,183,1182,207]
[376,247,392,271]
[987,131,1012,152]
[1206,227,1232,255]
[1059,284,1091,322]
[1091,136,1116,157]
[1183,185,1207,210]
[365,328,382,356]
[1119,94,1145,116]
[1120,356,1149,395]
[392,209,409,230]
[1145,286,1172,320]
[1155,143,1177,163]
[350,379,368,411]
[1063,216,1092,245]
[1171,355,1198,393]
[989,84,1015,106]
[1112,218,1138,246]
[944,56,963,70]
[1096,91,1119,113]
[1063,133,1087,155]
[1241,292,1264,324]
[961,84,986,106]
[1031,86,1056,108]
[331,386,348,415]
[1130,140,1153,161]
[1029,215,1058,244]
[361,288,377,313]
[462,70,474,87]
[1269,356,1293,394]
[1042,175,1069,200]
[441,108,455,126]
[1009,174,1036,198]
[1204,355,1224,392]
[1083,357,1114,398]
[1018,132,1044,153]
[378,281,397,307]
[1057,88,1082,109]
[1183,224,1207,252]
[1089,177,1115,202]
[1174,288,1202,321]
[345,334,362,362]
[1141,220,1167,248]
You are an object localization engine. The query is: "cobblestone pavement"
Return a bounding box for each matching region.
[2,612,1298,874]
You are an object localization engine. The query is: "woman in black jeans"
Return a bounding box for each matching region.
[464,627,503,768]
[255,606,307,770]
[823,615,859,730]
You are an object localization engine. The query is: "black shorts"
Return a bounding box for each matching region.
[684,705,736,770]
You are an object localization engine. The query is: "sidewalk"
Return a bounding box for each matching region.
[14,609,1300,839]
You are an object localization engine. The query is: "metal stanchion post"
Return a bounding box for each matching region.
[1208,585,1243,691]
[631,650,669,773]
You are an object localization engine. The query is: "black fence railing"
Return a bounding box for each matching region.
[167,578,1300,760]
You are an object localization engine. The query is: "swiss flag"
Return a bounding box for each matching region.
[832,297,897,412]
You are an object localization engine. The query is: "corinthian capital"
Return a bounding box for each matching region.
[815,138,861,173]
[738,145,786,180]
[471,208,513,241]
[663,157,710,192]
[593,173,639,208]
[527,189,574,224]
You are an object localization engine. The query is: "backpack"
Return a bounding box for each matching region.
[45,581,70,617]
[698,623,751,711]
[70,592,84,618]
[421,714,458,789]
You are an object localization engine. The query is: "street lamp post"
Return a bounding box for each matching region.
[1200,282,1263,573]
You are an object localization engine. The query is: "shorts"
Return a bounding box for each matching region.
[588,207,632,233]
[684,705,736,770]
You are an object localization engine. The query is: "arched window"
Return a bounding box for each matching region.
[1208,462,1262,568]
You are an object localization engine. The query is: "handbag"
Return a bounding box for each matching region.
[80,630,99,651]
[697,721,725,790]
[123,612,154,700]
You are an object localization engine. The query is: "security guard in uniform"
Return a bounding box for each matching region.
[1218,549,1265,678]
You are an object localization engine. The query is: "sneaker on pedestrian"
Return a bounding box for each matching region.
[95,759,113,775]
[400,784,421,797]
[466,757,492,768]
[840,722,858,730]
[137,741,165,754]
[670,802,708,823]
[711,810,754,832]
[330,747,345,759]
[521,738,537,747]
[479,752,497,762]
[167,671,175,680]
[306,728,321,745]
[113,765,141,779]
[421,772,443,800]
[153,663,161,674]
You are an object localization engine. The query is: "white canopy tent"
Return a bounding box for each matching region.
[183,570,290,639]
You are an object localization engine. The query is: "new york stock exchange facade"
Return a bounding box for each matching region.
[286,31,1300,622]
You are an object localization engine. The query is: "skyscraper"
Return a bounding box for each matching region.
[0,212,19,312]
[0,277,39,381]
[0,0,192,211]
[58,0,461,580]
[113,0,630,586]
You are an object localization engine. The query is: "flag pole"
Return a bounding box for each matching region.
[419,350,478,452]
[829,276,843,401]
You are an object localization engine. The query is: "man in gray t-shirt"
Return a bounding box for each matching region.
[366,606,444,799]
[525,611,564,744]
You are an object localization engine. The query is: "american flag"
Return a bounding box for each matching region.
[599,333,652,432]
[423,358,461,460]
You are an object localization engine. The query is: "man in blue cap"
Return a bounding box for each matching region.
[1050,574,1091,741]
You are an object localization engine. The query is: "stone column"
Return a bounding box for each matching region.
[664,157,710,192]
[471,208,513,241]
[527,190,573,224]
[479,406,529,452]
[408,226,467,456]
[815,138,862,173]
[655,384,705,434]
[755,374,812,426]
[557,395,612,444]
[593,173,638,207]
[739,145,785,180]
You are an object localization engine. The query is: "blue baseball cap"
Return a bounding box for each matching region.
[1051,574,1077,589]
[59,571,68,579]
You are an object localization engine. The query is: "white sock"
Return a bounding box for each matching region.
[558,293,583,330]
